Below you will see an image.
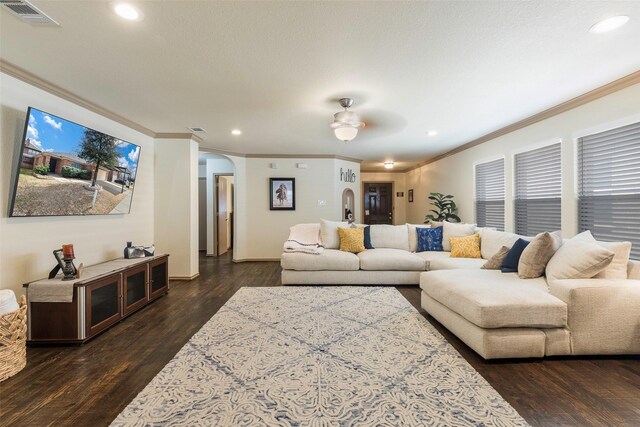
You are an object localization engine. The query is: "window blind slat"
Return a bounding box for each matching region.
[514,143,562,236]
[475,158,505,231]
[578,122,640,260]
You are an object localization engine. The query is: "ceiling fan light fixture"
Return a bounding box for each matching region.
[334,126,359,142]
[330,98,364,142]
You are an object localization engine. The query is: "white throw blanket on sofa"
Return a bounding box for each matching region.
[284,223,324,255]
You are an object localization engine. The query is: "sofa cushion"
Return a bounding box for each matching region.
[420,270,567,328]
[337,227,365,253]
[407,223,431,252]
[501,238,530,273]
[358,248,425,271]
[479,228,522,260]
[546,231,614,281]
[518,231,562,279]
[449,233,481,258]
[369,225,410,251]
[416,227,443,252]
[363,226,375,249]
[443,222,476,251]
[281,249,359,271]
[481,246,510,270]
[320,219,348,249]
[416,251,486,270]
[594,240,632,280]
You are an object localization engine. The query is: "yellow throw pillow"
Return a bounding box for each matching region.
[450,233,481,258]
[338,227,366,253]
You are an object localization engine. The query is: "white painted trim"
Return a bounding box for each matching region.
[571,113,640,141]
[510,137,562,156]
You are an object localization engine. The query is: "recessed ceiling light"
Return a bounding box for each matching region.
[112,3,143,21]
[231,129,242,136]
[427,130,438,136]
[384,162,394,169]
[589,15,629,34]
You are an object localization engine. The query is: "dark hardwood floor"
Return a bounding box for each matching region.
[1,253,639,426]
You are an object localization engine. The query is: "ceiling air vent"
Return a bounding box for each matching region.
[1,0,59,26]
[187,127,207,133]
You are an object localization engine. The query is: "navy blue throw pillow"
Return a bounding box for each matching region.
[363,225,374,249]
[500,238,530,273]
[416,227,443,252]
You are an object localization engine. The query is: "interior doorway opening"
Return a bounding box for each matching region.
[197,152,236,258]
[215,174,234,256]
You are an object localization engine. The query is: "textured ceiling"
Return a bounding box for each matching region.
[2,1,639,171]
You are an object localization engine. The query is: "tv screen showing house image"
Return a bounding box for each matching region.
[9,107,142,217]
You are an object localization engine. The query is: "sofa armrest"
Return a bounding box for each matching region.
[548,279,640,355]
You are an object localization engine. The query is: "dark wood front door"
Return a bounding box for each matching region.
[363,182,393,224]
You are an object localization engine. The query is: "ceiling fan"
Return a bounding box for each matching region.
[329,98,365,142]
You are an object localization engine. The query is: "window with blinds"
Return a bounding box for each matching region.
[578,122,640,260]
[514,142,562,236]
[475,158,505,231]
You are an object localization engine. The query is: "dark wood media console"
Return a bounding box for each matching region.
[24,255,169,344]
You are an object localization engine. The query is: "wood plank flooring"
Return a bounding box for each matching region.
[1,253,638,426]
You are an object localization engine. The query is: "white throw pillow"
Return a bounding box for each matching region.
[442,221,476,252]
[594,240,632,279]
[545,231,615,281]
[407,223,431,252]
[370,225,410,251]
[320,219,348,249]
[479,228,521,260]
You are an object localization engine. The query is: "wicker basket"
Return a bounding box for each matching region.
[0,295,27,382]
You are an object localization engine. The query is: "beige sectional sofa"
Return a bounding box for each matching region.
[281,223,640,359]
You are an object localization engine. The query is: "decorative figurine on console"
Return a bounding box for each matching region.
[124,242,155,259]
[49,244,78,280]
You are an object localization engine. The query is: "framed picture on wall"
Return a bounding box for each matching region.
[408,189,414,203]
[270,178,295,210]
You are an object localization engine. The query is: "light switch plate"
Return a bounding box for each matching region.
[317,200,327,206]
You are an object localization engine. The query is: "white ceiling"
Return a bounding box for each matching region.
[2,1,640,171]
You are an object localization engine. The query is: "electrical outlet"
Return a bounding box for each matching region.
[317,200,327,206]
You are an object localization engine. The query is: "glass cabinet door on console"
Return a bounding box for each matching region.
[85,274,122,338]
[123,264,149,316]
[149,257,169,301]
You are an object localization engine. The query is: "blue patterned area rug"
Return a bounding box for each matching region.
[112,287,528,426]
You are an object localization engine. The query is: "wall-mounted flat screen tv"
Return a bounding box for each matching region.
[9,107,142,217]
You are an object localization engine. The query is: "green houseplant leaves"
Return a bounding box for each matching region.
[424,192,461,223]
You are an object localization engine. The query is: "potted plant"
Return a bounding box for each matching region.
[424,192,461,223]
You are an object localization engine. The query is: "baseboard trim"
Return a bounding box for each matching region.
[233,258,280,263]
[169,273,200,281]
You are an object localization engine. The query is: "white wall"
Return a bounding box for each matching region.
[406,83,640,237]
[0,72,155,296]
[361,172,407,225]
[335,159,362,224]
[232,157,360,259]
[154,138,199,278]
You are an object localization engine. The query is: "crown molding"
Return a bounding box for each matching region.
[245,154,362,163]
[155,132,203,143]
[198,147,247,158]
[0,59,157,137]
[405,69,640,172]
[360,169,409,173]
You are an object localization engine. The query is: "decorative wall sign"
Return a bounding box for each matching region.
[270,178,295,210]
[408,189,414,203]
[339,168,357,183]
